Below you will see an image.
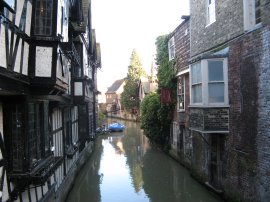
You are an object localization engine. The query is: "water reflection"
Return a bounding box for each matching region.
[66,119,222,202]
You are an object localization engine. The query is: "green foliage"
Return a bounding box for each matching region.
[140,35,176,148]
[121,49,146,112]
[98,111,105,126]
[127,49,147,81]
[121,81,138,112]
[140,92,174,146]
[156,35,177,90]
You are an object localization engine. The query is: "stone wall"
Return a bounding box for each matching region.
[190,0,244,57]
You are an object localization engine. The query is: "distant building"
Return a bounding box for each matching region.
[105,79,125,115]
[138,62,158,102]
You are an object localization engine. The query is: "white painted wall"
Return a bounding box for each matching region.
[74,82,83,96]
[57,0,69,42]
[0,26,6,68]
[56,49,69,83]
[25,1,32,36]
[15,0,23,28]
[35,47,53,77]
[22,42,29,75]
[14,39,22,73]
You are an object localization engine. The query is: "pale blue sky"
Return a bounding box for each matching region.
[92,0,190,99]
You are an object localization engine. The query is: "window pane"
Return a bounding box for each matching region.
[209,83,224,103]
[192,84,202,103]
[191,62,202,84]
[208,60,223,81]
[35,0,53,35]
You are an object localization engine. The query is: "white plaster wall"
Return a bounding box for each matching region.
[22,42,29,75]
[0,25,6,68]
[56,51,68,83]
[25,1,32,36]
[14,39,22,73]
[57,0,69,42]
[35,47,52,77]
[0,102,3,135]
[15,0,23,27]
[74,82,83,96]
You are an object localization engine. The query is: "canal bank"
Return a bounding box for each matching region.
[45,142,95,202]
[66,120,223,202]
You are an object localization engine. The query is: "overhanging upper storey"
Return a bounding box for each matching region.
[69,0,91,33]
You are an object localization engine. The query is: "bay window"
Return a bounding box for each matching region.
[34,0,53,35]
[190,58,228,106]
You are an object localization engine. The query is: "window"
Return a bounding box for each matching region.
[168,36,175,61]
[34,0,54,35]
[207,0,216,25]
[191,62,202,103]
[208,60,224,103]
[190,59,228,106]
[177,77,185,111]
[4,0,15,9]
[255,0,261,24]
[244,0,262,31]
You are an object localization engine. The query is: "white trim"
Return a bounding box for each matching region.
[206,0,216,26]
[189,127,229,134]
[176,68,189,76]
[168,36,175,61]
[189,105,230,108]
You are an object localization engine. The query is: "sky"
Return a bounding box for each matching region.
[92,0,190,100]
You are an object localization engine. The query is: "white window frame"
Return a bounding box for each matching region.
[243,0,262,31]
[168,36,175,61]
[207,0,216,26]
[177,76,185,112]
[190,58,228,107]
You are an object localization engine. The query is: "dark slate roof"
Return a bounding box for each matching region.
[106,79,125,93]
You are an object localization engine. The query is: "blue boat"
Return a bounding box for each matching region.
[108,122,125,132]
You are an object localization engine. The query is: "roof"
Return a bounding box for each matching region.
[106,79,125,94]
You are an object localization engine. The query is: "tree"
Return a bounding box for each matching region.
[140,35,176,149]
[121,49,146,113]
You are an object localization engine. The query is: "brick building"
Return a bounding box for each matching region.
[105,79,125,115]
[169,0,270,201]
[168,16,192,166]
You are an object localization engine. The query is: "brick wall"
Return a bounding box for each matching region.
[189,108,229,132]
[190,0,244,57]
[256,25,270,201]
[225,25,270,202]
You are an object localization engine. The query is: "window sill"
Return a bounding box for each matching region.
[177,109,185,113]
[205,20,216,28]
[189,104,230,108]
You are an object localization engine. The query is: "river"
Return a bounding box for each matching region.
[66,119,223,202]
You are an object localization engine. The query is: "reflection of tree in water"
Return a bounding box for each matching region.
[108,122,147,193]
[122,123,149,193]
[66,137,104,202]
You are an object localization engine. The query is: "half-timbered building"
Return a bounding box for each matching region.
[0,0,101,201]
